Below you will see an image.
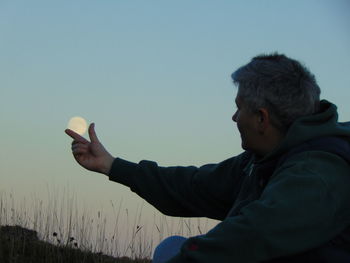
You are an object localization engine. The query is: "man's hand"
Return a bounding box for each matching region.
[65,123,115,175]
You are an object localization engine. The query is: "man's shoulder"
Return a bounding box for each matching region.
[279,136,350,167]
[270,137,350,193]
[263,136,350,187]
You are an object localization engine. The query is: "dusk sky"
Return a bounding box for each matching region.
[1,0,349,255]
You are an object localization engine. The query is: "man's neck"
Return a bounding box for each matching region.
[258,130,285,158]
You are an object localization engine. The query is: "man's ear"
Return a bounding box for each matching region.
[257,108,270,133]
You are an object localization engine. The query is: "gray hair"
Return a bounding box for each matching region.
[231,53,321,132]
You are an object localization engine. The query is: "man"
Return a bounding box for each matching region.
[66,53,350,262]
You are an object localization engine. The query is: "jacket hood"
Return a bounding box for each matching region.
[261,100,350,162]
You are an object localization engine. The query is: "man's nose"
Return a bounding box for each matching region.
[232,112,237,122]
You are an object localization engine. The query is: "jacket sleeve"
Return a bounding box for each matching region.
[108,152,249,220]
[166,151,350,263]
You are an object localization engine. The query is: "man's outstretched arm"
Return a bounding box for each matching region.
[107,154,249,219]
[65,123,247,219]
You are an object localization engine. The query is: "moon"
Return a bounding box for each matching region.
[67,116,87,135]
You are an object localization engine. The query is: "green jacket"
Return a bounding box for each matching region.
[108,100,350,262]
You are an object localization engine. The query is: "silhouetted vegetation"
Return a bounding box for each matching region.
[0,190,214,262]
[0,225,151,263]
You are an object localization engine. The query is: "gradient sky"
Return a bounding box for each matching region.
[1,0,350,250]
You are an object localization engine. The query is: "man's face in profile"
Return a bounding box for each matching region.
[232,96,261,153]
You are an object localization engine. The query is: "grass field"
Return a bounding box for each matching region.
[0,225,151,263]
[0,190,214,262]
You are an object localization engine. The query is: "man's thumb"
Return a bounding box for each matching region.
[88,123,99,143]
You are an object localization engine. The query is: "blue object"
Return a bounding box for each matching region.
[152,235,187,263]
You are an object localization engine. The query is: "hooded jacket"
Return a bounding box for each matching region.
[108,100,350,262]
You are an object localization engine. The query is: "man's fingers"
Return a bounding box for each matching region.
[72,147,88,156]
[71,142,88,151]
[65,129,89,143]
[88,123,99,143]
[71,143,89,155]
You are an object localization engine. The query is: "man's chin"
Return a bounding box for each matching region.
[241,142,252,152]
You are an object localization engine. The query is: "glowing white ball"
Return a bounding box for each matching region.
[67,116,87,135]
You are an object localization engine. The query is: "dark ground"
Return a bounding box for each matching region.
[0,225,151,263]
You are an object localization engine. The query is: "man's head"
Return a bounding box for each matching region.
[231,53,321,156]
